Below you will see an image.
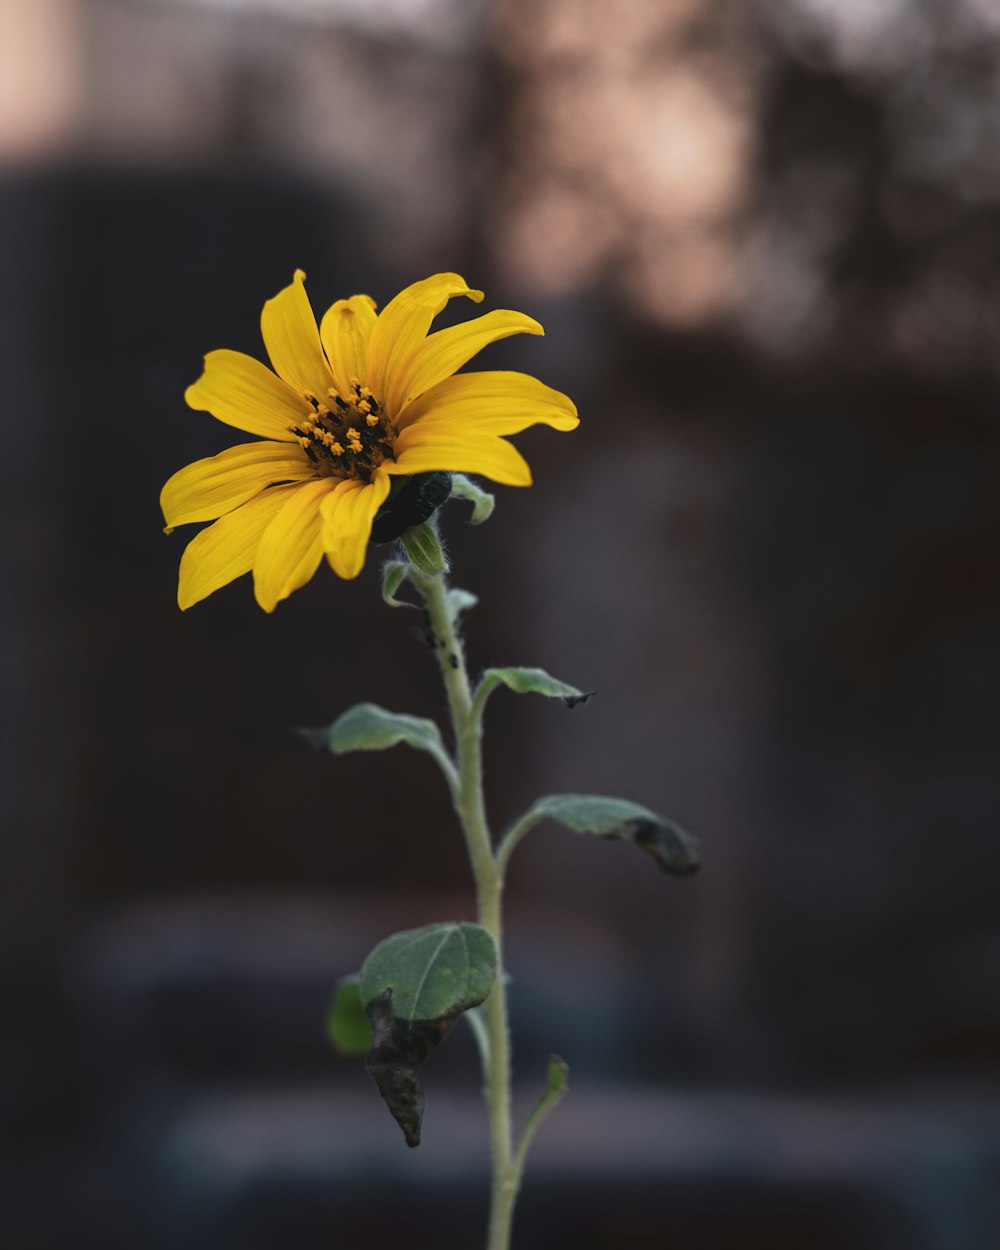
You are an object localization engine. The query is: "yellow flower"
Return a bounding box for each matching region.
[161,271,579,612]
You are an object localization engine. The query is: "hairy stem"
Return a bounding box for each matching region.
[494,809,548,878]
[512,1062,568,1181]
[411,567,517,1250]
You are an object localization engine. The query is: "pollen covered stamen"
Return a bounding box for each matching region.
[289,385,393,481]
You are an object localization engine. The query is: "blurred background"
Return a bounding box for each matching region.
[2,0,1000,1246]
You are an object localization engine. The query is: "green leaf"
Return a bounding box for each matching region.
[400,519,448,575]
[521,793,700,876]
[302,702,442,757]
[360,922,497,1026]
[449,474,495,524]
[546,1054,570,1095]
[298,703,457,788]
[446,587,478,624]
[359,922,497,1147]
[477,666,595,709]
[326,975,372,1057]
[381,559,414,609]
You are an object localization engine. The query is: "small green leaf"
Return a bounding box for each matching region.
[520,793,700,876]
[326,975,372,1056]
[546,1054,569,1095]
[359,923,497,1147]
[298,703,457,788]
[303,702,443,757]
[446,587,478,624]
[381,559,414,608]
[478,666,594,709]
[449,474,496,524]
[400,520,449,575]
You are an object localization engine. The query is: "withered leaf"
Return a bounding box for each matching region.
[358,923,497,1146]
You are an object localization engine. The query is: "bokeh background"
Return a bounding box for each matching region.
[3,0,1000,1247]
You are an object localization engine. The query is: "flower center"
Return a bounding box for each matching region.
[289,381,394,482]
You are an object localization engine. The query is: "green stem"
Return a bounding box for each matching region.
[464,1007,491,1070]
[512,1060,568,1181]
[411,566,517,1250]
[494,809,548,879]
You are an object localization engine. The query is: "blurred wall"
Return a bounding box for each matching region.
[2,2,1000,1248]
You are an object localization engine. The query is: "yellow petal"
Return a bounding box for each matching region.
[393,311,544,416]
[161,441,314,532]
[395,370,579,435]
[260,269,335,400]
[368,273,484,415]
[253,477,340,613]
[176,483,301,610]
[320,295,378,397]
[387,425,532,487]
[319,470,392,580]
[185,349,310,440]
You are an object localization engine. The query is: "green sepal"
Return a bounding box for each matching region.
[299,703,455,785]
[381,559,414,609]
[519,793,700,876]
[326,975,372,1056]
[370,472,452,543]
[400,520,449,575]
[478,666,594,709]
[449,474,496,525]
[359,922,498,1147]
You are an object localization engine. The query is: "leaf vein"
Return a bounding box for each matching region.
[411,926,453,1019]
